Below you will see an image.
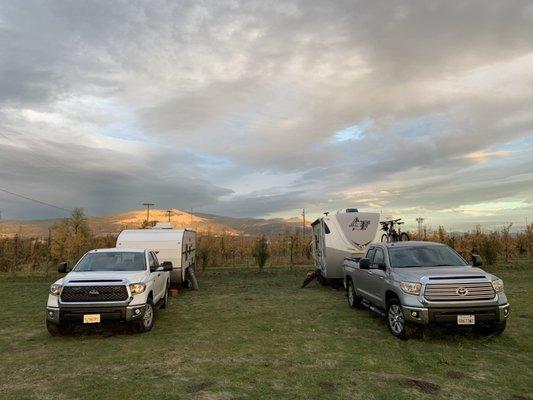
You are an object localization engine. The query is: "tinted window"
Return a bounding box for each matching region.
[74,252,146,272]
[388,246,468,268]
[374,248,385,265]
[366,248,376,263]
[148,252,158,268]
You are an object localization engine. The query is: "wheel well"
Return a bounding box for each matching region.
[385,290,398,305]
[147,291,153,300]
[345,275,352,283]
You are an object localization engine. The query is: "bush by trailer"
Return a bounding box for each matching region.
[116,228,197,289]
[311,209,381,282]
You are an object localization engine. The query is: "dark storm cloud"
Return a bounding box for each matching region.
[0,0,532,225]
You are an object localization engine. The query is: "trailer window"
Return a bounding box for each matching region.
[324,223,330,234]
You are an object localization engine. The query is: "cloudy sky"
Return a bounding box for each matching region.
[0,0,532,230]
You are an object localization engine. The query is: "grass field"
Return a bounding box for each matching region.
[0,263,532,400]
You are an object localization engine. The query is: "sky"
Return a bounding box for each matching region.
[0,0,532,231]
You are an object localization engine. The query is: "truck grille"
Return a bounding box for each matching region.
[424,282,495,301]
[61,285,128,302]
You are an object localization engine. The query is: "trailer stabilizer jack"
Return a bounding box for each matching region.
[301,270,317,288]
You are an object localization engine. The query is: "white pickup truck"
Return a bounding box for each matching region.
[46,248,172,335]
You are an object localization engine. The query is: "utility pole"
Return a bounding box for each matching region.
[165,210,173,222]
[142,203,154,224]
[416,217,425,240]
[302,208,306,237]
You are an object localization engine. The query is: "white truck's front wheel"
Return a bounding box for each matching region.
[135,299,155,333]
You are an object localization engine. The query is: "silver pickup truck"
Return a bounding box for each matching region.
[343,241,509,339]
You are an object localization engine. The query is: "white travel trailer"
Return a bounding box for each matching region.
[116,226,197,289]
[311,208,382,282]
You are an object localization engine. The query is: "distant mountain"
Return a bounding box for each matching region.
[0,209,309,238]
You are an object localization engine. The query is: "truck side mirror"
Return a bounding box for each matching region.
[472,254,483,267]
[359,258,370,269]
[57,262,69,273]
[161,261,173,272]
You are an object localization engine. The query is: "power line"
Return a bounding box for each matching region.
[0,187,72,213]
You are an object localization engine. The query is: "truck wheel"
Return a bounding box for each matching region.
[475,321,506,336]
[136,299,155,333]
[160,281,169,309]
[386,298,417,340]
[46,320,74,336]
[347,280,364,309]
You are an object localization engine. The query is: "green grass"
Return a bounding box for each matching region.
[0,263,532,400]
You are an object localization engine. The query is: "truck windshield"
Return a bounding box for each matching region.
[388,246,468,268]
[73,252,146,272]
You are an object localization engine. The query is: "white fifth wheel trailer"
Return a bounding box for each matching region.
[310,208,382,283]
[116,226,197,289]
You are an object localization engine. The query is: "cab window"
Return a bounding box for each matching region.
[374,248,385,266]
[366,248,376,263]
[148,252,158,269]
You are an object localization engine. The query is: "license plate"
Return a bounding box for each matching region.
[457,315,475,325]
[83,314,101,324]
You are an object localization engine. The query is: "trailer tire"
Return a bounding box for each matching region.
[381,234,389,243]
[400,232,410,242]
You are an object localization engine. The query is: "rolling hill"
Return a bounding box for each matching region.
[0,209,309,238]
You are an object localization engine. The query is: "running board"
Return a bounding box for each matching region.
[361,300,385,317]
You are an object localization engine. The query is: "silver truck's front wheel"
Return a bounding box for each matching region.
[386,298,418,340]
[388,304,404,335]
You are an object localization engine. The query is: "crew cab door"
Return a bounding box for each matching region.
[366,247,387,308]
[148,251,165,301]
[354,248,376,301]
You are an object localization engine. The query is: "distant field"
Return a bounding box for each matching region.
[0,262,531,400]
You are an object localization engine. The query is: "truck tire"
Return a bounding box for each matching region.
[475,321,506,336]
[347,280,364,309]
[386,298,418,340]
[135,299,155,333]
[160,281,169,309]
[46,320,74,336]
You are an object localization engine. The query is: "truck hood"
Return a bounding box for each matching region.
[60,271,149,285]
[393,266,490,282]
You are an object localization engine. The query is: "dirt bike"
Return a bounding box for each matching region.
[380,219,410,243]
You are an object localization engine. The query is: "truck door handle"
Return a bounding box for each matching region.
[157,273,161,277]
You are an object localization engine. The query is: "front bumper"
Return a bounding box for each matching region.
[46,304,146,324]
[403,303,510,325]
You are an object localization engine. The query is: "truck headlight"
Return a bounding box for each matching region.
[400,282,422,295]
[50,284,63,296]
[129,283,146,295]
[492,279,504,293]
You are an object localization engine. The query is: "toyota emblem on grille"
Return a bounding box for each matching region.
[89,289,100,296]
[456,287,468,296]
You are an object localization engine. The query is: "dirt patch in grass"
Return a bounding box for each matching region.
[186,381,215,394]
[318,382,338,393]
[402,379,441,395]
[447,371,465,379]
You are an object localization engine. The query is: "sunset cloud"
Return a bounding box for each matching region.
[0,0,532,230]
